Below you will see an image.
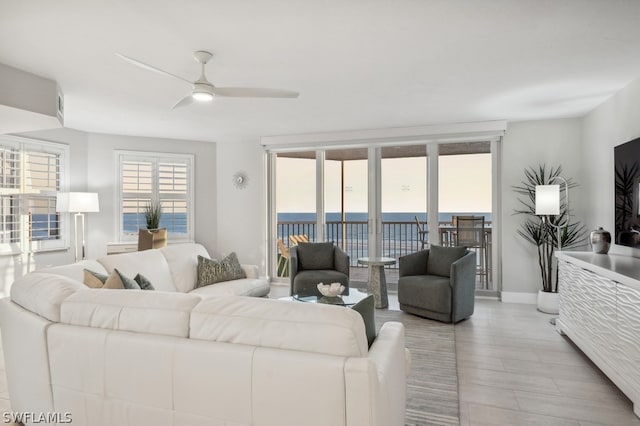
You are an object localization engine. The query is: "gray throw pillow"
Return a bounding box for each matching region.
[427,245,467,277]
[134,273,155,291]
[351,294,376,348]
[297,242,334,270]
[197,252,246,288]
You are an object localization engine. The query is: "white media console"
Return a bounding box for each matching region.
[556,251,640,417]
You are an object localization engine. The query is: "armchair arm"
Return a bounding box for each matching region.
[289,246,299,295]
[334,246,350,277]
[450,250,476,321]
[398,250,429,277]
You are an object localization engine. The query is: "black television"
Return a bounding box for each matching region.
[615,137,640,247]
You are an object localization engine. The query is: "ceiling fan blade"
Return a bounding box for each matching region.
[116,53,192,85]
[211,87,299,98]
[171,94,195,110]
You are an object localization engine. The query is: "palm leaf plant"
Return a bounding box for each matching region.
[143,199,162,230]
[513,165,587,293]
[615,162,638,234]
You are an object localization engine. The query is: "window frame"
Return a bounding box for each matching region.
[0,135,69,255]
[115,150,194,243]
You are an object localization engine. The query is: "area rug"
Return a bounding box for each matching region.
[375,310,459,426]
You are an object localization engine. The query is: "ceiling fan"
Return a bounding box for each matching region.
[116,50,299,109]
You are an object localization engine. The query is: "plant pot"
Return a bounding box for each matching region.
[537,290,559,314]
[138,228,168,251]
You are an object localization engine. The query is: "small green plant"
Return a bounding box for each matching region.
[144,200,162,230]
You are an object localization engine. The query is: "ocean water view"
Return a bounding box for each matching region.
[123,213,188,234]
[277,212,491,264]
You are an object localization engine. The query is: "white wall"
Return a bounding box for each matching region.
[501,118,585,300]
[86,133,217,258]
[215,138,266,270]
[582,78,640,257]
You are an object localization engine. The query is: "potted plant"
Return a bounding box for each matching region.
[144,199,162,230]
[513,165,586,313]
[138,200,167,250]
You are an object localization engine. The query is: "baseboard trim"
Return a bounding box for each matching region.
[501,292,537,304]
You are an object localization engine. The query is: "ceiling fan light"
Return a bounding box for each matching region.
[192,91,214,102]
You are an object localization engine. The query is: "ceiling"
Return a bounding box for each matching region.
[2,1,640,143]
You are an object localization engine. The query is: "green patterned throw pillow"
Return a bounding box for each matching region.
[197,252,246,288]
[134,273,155,291]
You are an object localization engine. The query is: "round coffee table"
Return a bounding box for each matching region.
[357,256,396,309]
[289,288,369,306]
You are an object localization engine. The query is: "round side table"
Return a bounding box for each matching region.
[357,256,396,309]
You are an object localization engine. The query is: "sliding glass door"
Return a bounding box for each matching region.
[269,140,498,292]
[324,149,368,280]
[274,152,316,278]
[438,142,494,290]
[380,145,428,284]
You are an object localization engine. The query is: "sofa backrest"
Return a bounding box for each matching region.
[190,296,368,357]
[60,289,202,338]
[10,272,85,322]
[38,259,109,283]
[97,249,177,292]
[159,243,210,293]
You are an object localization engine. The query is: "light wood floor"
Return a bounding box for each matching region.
[456,300,640,426]
[0,287,637,425]
[271,284,640,425]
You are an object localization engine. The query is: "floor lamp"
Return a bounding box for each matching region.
[535,177,569,325]
[56,192,100,262]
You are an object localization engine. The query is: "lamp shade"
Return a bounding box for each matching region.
[56,192,100,213]
[535,185,560,215]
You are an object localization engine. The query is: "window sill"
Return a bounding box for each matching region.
[0,246,68,257]
[106,240,196,255]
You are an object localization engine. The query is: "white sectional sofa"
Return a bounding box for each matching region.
[0,243,409,426]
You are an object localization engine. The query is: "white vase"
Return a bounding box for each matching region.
[537,290,559,314]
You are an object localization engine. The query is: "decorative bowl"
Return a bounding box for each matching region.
[317,282,345,297]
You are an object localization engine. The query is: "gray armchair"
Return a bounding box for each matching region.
[398,246,476,323]
[290,242,350,297]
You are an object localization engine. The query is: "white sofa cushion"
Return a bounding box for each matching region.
[10,272,84,322]
[60,289,201,338]
[241,264,259,279]
[38,260,108,283]
[190,296,368,357]
[160,243,210,293]
[97,250,176,292]
[189,277,270,297]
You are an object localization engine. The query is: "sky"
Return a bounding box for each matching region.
[276,153,492,213]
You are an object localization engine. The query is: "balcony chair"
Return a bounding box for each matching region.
[276,239,290,277]
[288,234,309,246]
[414,215,429,249]
[289,242,350,297]
[398,245,476,323]
[453,215,489,289]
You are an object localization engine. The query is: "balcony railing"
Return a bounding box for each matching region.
[277,219,493,290]
[278,220,467,268]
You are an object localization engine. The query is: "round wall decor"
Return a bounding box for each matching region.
[233,171,249,189]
